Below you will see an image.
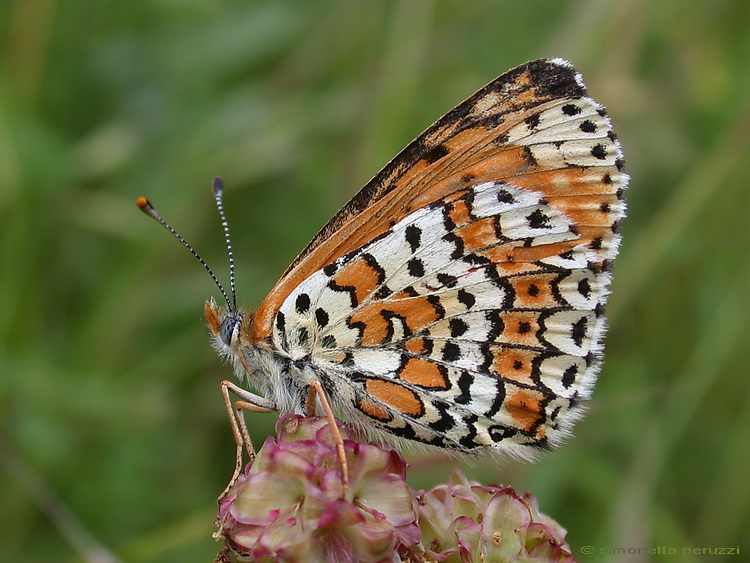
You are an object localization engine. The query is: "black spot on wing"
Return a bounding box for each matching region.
[328,278,358,308]
[527,208,551,229]
[275,312,289,350]
[486,310,505,341]
[422,143,450,163]
[405,224,422,252]
[591,144,607,160]
[524,113,541,129]
[562,364,578,388]
[401,286,419,297]
[408,258,425,278]
[388,421,419,442]
[373,285,393,300]
[315,308,330,327]
[488,425,517,442]
[457,289,476,310]
[571,316,588,347]
[527,59,585,100]
[362,253,387,285]
[449,318,469,337]
[496,189,515,204]
[483,375,507,419]
[493,131,510,145]
[454,371,473,405]
[579,119,597,133]
[442,342,462,362]
[441,203,457,231]
[295,293,311,313]
[382,309,412,340]
[437,273,458,288]
[577,278,591,299]
[444,230,465,260]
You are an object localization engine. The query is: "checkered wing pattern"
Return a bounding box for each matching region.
[254,59,627,455]
[243,58,626,455]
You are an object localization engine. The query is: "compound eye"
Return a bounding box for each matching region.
[219,315,240,346]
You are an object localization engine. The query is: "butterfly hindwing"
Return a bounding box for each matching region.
[273,181,611,453]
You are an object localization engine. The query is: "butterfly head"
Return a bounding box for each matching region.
[205,297,248,360]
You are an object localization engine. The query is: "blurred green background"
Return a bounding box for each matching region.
[2,1,749,561]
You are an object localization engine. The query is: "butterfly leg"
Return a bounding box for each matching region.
[306,381,349,494]
[218,380,275,500]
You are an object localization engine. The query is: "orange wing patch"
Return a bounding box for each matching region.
[329,255,383,306]
[505,388,547,434]
[496,310,544,348]
[453,217,503,252]
[404,338,430,355]
[350,298,443,347]
[488,346,540,385]
[498,242,575,265]
[445,197,473,226]
[397,358,450,390]
[507,274,560,309]
[364,379,424,418]
[357,397,393,422]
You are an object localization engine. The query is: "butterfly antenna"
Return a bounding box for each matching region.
[211,177,238,311]
[136,194,234,311]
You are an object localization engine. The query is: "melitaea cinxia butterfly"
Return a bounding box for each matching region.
[141,59,626,479]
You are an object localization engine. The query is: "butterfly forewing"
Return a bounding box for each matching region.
[252,59,624,338]
[239,58,626,457]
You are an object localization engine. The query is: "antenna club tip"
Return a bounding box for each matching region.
[136,196,151,211]
[212,177,224,197]
[137,196,161,221]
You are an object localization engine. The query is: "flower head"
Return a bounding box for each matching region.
[416,469,575,562]
[216,415,419,562]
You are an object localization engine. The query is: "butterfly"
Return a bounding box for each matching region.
[141,58,626,490]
